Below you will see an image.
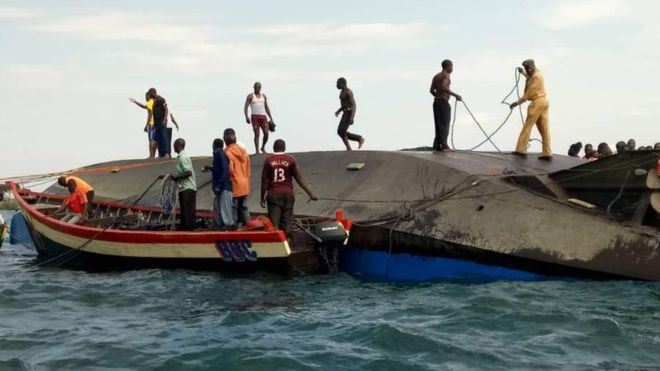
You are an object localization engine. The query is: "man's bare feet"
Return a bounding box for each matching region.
[358,138,365,149]
[441,147,453,152]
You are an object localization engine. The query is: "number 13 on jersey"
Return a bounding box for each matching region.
[273,168,285,182]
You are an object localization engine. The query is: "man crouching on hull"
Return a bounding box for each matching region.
[510,59,553,160]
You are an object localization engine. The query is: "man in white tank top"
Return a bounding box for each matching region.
[243,82,274,154]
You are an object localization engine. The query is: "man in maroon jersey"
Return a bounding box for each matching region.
[260,139,318,235]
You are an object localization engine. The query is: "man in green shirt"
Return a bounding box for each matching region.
[169,138,197,230]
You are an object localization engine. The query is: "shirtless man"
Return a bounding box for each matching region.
[335,77,365,151]
[244,82,274,154]
[429,60,462,152]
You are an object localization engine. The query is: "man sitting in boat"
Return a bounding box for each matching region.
[260,139,317,235]
[163,138,197,231]
[51,179,88,224]
[57,176,94,218]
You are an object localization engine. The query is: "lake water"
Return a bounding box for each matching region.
[1,210,660,370]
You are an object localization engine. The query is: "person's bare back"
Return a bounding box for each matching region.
[430,72,451,101]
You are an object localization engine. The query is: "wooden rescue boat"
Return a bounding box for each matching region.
[8,182,343,272]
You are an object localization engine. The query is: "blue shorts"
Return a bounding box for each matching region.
[147,127,155,141]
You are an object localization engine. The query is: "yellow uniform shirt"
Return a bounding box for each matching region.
[146,99,154,126]
[517,70,546,104]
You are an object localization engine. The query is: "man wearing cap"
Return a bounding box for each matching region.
[510,59,552,160]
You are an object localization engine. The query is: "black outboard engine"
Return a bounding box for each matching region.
[312,220,348,273]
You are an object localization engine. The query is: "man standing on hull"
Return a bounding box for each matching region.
[128,92,157,159]
[510,59,552,160]
[148,88,171,159]
[429,59,462,152]
[244,82,274,154]
[335,77,365,151]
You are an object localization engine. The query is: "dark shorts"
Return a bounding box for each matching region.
[337,112,362,142]
[251,115,269,131]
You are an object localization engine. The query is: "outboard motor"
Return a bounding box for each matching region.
[312,219,349,273]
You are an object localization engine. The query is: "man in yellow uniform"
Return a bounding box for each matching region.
[510,59,552,160]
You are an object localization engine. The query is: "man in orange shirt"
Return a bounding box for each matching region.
[58,176,94,218]
[223,128,251,227]
[52,180,88,224]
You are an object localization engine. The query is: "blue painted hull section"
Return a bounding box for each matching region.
[9,212,32,245]
[339,247,546,283]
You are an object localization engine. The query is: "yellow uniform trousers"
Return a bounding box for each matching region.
[515,97,552,156]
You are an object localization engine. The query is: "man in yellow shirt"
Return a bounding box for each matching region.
[510,59,552,160]
[129,92,157,159]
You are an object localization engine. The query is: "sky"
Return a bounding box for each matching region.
[1,0,659,178]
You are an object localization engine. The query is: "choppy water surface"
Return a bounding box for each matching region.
[2,213,660,370]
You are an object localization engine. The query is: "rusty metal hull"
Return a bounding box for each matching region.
[46,150,660,280]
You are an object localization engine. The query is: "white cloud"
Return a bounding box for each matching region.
[253,22,431,43]
[0,6,40,19]
[30,11,432,52]
[541,0,628,30]
[24,11,437,74]
[32,11,213,44]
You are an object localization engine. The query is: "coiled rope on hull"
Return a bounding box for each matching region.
[160,175,178,231]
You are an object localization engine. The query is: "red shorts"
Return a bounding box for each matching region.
[251,114,268,131]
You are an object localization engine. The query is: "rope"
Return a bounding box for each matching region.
[384,202,411,278]
[160,175,179,231]
[4,230,34,250]
[0,160,172,185]
[322,152,659,229]
[459,100,504,152]
[606,170,632,217]
[450,68,542,152]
